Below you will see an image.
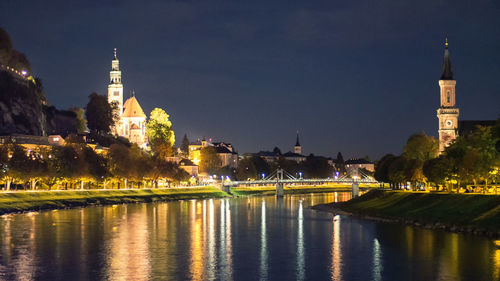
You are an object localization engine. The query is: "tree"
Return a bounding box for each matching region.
[146,108,175,158]
[70,107,87,134]
[423,156,453,190]
[83,146,108,182]
[85,93,116,135]
[253,156,271,178]
[444,126,500,191]
[463,126,499,191]
[335,152,346,174]
[301,155,333,178]
[374,154,397,184]
[199,146,221,174]
[400,132,439,188]
[128,145,153,188]
[180,134,190,155]
[388,156,407,188]
[25,149,48,190]
[403,132,438,162]
[109,143,133,188]
[53,144,88,189]
[0,143,29,190]
[237,157,257,180]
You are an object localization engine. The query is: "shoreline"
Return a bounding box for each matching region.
[0,187,230,215]
[311,190,500,239]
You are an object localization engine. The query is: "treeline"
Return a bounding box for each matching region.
[375,121,500,192]
[0,91,183,191]
[234,154,334,180]
[0,141,189,191]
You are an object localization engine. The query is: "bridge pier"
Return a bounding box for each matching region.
[352,182,359,198]
[276,182,284,197]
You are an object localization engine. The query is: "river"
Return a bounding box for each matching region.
[0,192,499,280]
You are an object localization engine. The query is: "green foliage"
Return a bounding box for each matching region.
[236,157,258,180]
[236,156,270,180]
[302,155,333,178]
[403,132,438,162]
[374,154,396,183]
[146,108,175,158]
[380,124,500,190]
[388,156,407,185]
[180,134,190,155]
[336,190,500,231]
[85,93,116,135]
[199,146,221,174]
[69,107,87,134]
[423,156,453,188]
[108,143,133,180]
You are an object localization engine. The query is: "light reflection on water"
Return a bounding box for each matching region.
[0,192,499,280]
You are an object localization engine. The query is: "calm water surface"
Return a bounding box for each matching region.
[0,192,499,281]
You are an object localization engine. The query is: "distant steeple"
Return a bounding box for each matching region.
[294,131,302,155]
[113,48,118,60]
[440,38,454,80]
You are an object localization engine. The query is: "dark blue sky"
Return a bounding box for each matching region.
[1,0,499,160]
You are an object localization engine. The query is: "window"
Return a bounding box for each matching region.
[114,91,120,96]
[446,91,450,103]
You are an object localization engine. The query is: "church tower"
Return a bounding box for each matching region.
[108,48,123,133]
[294,131,302,155]
[437,39,459,153]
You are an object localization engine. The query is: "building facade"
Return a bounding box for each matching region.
[437,39,459,153]
[188,139,238,169]
[107,49,147,147]
[345,158,375,173]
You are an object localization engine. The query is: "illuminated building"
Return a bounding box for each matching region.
[188,139,238,169]
[107,48,147,147]
[437,39,459,152]
[436,40,496,152]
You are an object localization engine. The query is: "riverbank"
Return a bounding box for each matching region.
[0,187,230,214]
[230,184,376,196]
[312,189,500,238]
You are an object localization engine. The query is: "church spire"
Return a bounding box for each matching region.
[294,131,302,155]
[440,38,454,80]
[113,48,118,60]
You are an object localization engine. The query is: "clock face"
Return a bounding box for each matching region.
[446,120,453,127]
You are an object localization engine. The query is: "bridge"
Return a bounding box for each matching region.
[222,168,380,197]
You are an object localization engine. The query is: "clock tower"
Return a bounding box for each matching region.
[108,48,123,135]
[437,39,459,153]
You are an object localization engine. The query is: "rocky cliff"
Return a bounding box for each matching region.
[0,71,77,136]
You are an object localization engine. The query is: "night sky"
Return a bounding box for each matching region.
[1,0,499,160]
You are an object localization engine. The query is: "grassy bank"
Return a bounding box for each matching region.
[313,189,500,236]
[0,187,229,214]
[230,184,376,196]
